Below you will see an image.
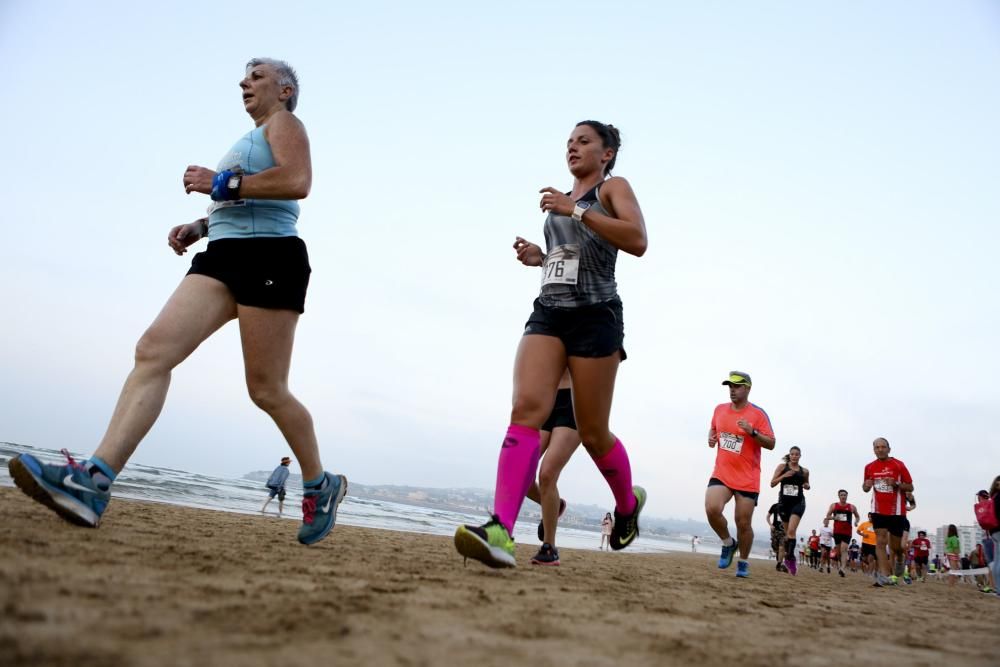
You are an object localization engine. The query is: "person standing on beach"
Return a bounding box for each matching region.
[944,524,961,588]
[523,369,579,566]
[7,59,347,547]
[453,120,648,568]
[261,456,292,516]
[824,489,860,577]
[706,371,776,579]
[601,513,614,550]
[770,445,807,575]
[862,437,913,586]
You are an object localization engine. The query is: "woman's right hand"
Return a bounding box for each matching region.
[513,236,544,267]
[168,219,207,255]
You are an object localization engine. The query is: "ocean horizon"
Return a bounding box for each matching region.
[0,441,769,557]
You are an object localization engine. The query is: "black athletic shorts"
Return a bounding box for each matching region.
[541,387,576,432]
[914,556,928,565]
[871,513,906,538]
[707,477,759,505]
[524,297,626,359]
[188,237,311,313]
[777,500,805,521]
[861,543,877,558]
[834,533,852,546]
[901,517,911,533]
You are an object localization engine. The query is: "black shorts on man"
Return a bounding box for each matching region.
[541,387,577,432]
[188,237,311,313]
[833,533,852,546]
[707,477,759,504]
[861,543,877,558]
[870,513,906,538]
[524,297,626,359]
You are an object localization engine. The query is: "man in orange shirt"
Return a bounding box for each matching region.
[706,371,776,579]
[857,513,878,574]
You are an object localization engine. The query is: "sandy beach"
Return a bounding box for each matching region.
[1,487,995,667]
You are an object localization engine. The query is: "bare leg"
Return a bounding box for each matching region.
[93,275,236,471]
[525,430,553,505]
[784,514,802,564]
[705,485,734,542]
[566,355,619,459]
[261,497,272,513]
[539,426,581,545]
[875,528,891,577]
[238,305,323,481]
[733,495,756,560]
[511,335,567,428]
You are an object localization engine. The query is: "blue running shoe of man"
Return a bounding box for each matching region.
[736,561,750,578]
[8,449,111,527]
[718,540,738,569]
[297,472,348,546]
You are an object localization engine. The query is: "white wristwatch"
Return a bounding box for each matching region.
[571,201,591,222]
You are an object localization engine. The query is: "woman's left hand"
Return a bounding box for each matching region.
[184,165,216,195]
[539,187,574,216]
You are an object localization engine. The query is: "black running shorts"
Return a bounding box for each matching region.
[188,237,311,313]
[524,297,626,359]
[777,500,806,521]
[834,533,852,546]
[707,477,759,504]
[871,513,906,538]
[541,387,577,432]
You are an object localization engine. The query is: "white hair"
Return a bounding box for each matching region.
[246,57,299,112]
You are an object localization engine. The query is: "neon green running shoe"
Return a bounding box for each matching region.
[610,486,647,551]
[454,515,516,568]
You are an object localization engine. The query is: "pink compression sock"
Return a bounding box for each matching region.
[592,438,636,515]
[493,424,541,534]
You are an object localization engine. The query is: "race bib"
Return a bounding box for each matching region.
[782,484,799,496]
[719,432,744,454]
[541,244,580,286]
[834,512,848,522]
[918,543,928,552]
[874,478,894,493]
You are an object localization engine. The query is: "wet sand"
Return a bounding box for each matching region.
[1,487,995,667]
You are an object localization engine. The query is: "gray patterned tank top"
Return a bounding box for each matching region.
[539,184,618,307]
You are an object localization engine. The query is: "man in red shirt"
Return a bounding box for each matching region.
[824,489,861,577]
[862,437,914,587]
[910,530,932,581]
[706,371,776,579]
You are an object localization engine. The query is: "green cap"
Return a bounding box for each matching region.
[722,371,752,387]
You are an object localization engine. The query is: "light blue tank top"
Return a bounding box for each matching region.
[206,125,300,239]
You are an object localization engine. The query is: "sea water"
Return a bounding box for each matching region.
[0,441,732,556]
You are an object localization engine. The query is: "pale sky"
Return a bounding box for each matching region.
[2,1,998,537]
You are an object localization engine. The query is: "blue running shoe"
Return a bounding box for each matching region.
[718,540,737,569]
[297,472,348,545]
[8,449,110,527]
[736,561,750,578]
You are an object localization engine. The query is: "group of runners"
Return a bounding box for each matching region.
[5,59,998,591]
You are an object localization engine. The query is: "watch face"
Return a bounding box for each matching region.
[578,201,590,209]
[228,175,240,189]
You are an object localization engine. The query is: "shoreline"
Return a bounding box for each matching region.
[2,487,996,667]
